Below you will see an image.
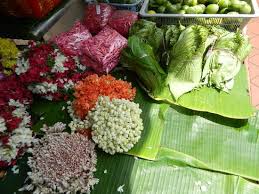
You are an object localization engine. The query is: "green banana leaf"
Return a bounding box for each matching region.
[149,65,254,119]
[30,99,71,133]
[160,105,259,181]
[1,152,259,194]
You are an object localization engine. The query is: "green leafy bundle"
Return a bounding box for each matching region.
[121,19,253,118]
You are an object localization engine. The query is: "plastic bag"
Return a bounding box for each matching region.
[0,0,61,18]
[53,21,92,56]
[108,10,138,37]
[83,3,114,34]
[81,26,127,73]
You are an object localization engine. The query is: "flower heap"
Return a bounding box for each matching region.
[68,74,136,132]
[89,96,143,154]
[15,43,90,101]
[21,123,98,194]
[68,74,144,155]
[0,76,33,168]
[0,38,19,75]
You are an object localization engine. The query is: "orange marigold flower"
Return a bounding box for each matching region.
[73,74,136,119]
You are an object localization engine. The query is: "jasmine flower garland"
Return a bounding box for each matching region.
[0,99,33,167]
[67,101,91,133]
[89,96,143,155]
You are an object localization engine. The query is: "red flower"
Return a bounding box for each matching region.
[0,135,9,145]
[0,76,32,105]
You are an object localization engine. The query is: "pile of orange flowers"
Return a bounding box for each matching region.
[73,74,136,119]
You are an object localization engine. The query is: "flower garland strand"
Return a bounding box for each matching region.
[15,43,91,101]
[0,99,33,168]
[0,76,33,169]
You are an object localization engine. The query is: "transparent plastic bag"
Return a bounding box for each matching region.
[108,10,138,37]
[83,3,114,34]
[53,21,92,56]
[80,26,127,73]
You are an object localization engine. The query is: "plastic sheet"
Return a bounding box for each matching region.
[53,21,92,56]
[108,10,138,37]
[83,3,114,34]
[81,26,127,73]
[0,0,61,18]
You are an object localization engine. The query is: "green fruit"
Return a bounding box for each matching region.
[239,3,251,14]
[186,6,197,13]
[218,0,230,8]
[170,0,183,3]
[198,0,207,3]
[166,2,182,13]
[219,8,229,13]
[205,4,219,14]
[157,5,166,13]
[208,0,219,3]
[184,0,198,6]
[148,10,157,14]
[155,0,167,5]
[227,11,239,14]
[196,4,206,13]
[230,0,242,10]
[177,9,186,13]
[182,5,190,10]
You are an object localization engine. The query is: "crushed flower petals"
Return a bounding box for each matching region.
[22,124,98,194]
[73,74,136,119]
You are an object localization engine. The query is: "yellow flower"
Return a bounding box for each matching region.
[0,38,19,59]
[1,58,16,69]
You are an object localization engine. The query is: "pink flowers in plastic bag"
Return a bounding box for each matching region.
[108,10,138,37]
[83,3,114,34]
[80,26,127,73]
[53,21,92,56]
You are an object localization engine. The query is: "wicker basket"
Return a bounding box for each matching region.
[0,0,62,19]
[139,0,259,31]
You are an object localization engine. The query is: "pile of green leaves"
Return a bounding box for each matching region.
[121,19,253,119]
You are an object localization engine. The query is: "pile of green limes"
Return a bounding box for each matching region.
[147,0,252,14]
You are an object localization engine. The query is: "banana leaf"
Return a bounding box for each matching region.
[1,152,259,194]
[160,105,259,181]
